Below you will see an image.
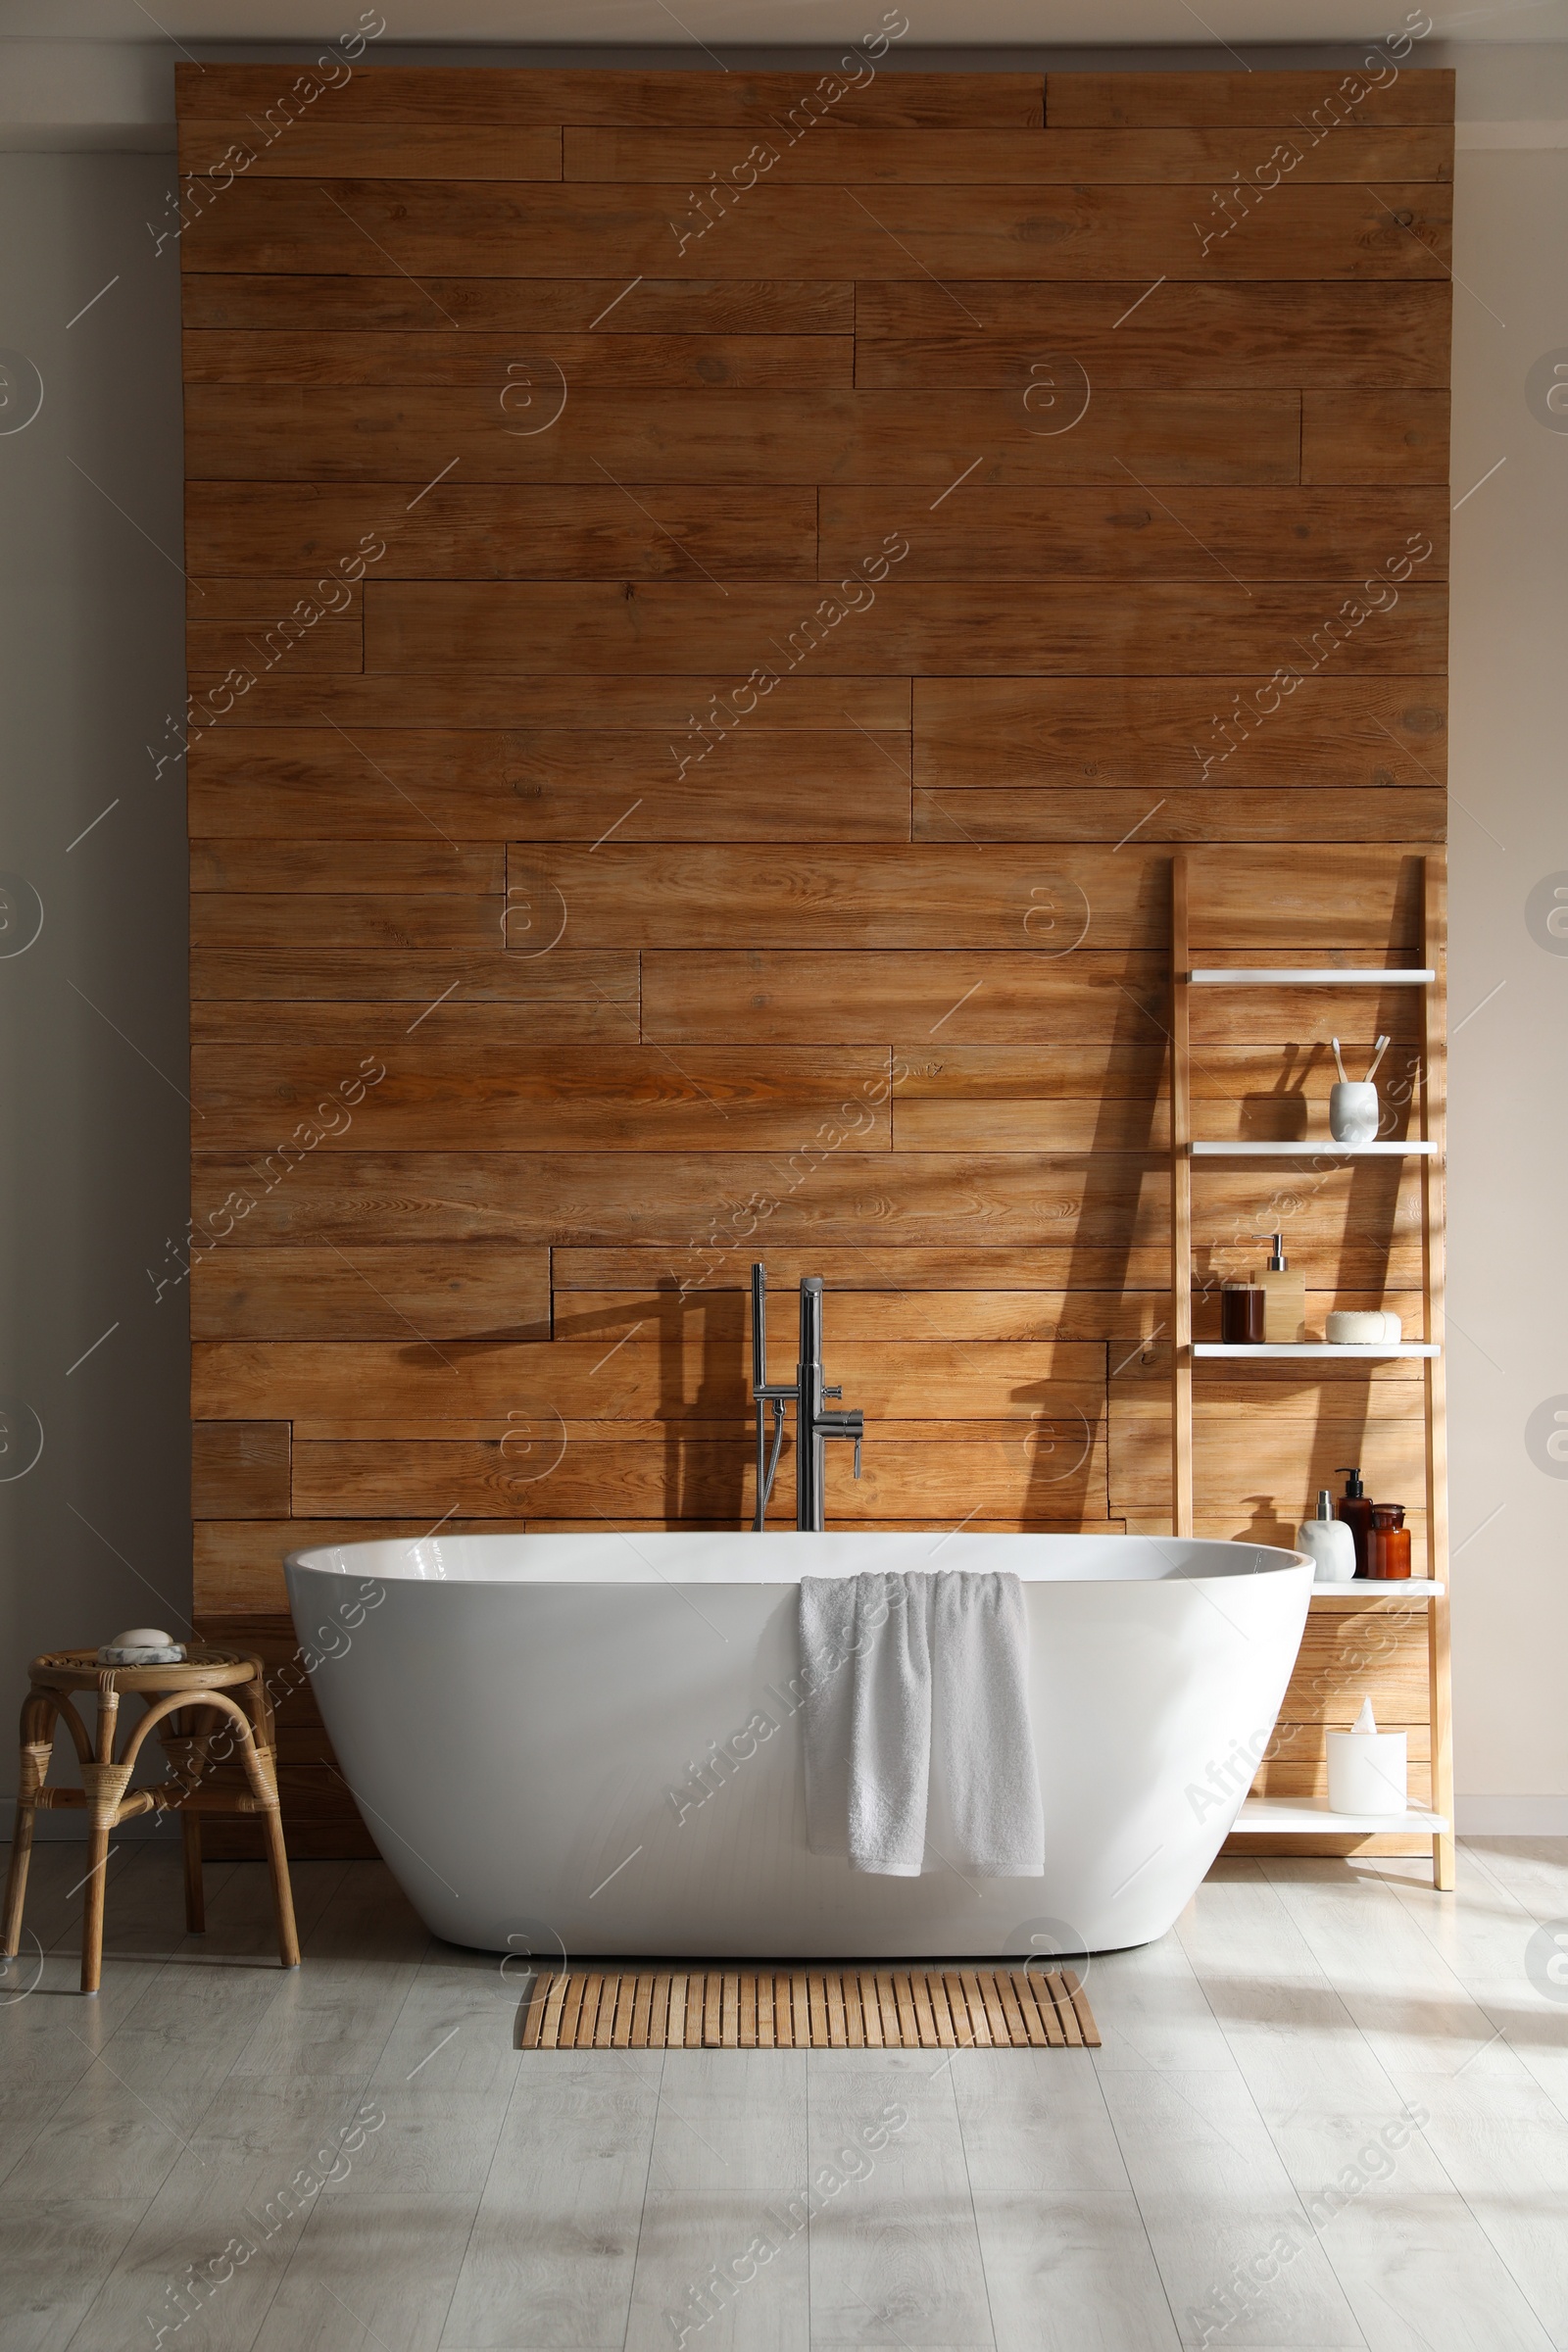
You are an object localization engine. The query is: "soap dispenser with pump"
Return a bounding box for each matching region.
[1335,1465,1373,1577]
[1297,1489,1357,1585]
[1250,1232,1305,1343]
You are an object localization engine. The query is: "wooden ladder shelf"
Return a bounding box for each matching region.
[1167,852,1454,1891]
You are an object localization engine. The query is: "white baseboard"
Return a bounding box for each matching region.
[1455,1796,1568,1837]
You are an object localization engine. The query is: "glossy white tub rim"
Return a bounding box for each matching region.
[287,1528,1311,1587]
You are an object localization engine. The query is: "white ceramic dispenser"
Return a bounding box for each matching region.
[1329,1034,1391,1144]
[1327,1697,1407,1815]
[1296,1490,1357,1585]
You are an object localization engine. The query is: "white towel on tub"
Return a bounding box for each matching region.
[801,1572,930,1876]
[800,1571,1045,1878]
[929,1569,1045,1878]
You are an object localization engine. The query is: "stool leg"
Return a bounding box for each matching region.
[79,1685,123,1996]
[181,1810,205,1935]
[1,1810,34,1965]
[235,1665,299,1971]
[260,1802,300,1970]
[78,1815,115,1996]
[2,1693,54,1962]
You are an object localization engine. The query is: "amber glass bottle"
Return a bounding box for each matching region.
[1366,1502,1411,1581]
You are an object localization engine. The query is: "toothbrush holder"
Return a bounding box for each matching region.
[1330,1080,1380,1145]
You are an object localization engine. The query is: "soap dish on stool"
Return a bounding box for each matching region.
[97,1626,187,1667]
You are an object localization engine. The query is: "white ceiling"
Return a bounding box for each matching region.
[4,0,1568,42]
[5,0,1567,148]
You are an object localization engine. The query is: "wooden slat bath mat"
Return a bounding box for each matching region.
[517,1967,1098,2050]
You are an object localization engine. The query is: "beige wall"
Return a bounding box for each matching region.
[0,152,190,1837]
[1448,130,1568,1827]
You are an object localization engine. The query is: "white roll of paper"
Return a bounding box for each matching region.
[1326,1698,1407,1814]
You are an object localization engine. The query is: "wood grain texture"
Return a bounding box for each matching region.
[186,479,822,572]
[189,1150,1171,1249]
[189,840,505,894]
[190,947,637,1000]
[289,1432,1109,1521]
[193,1044,899,1151]
[1107,1407,1427,1513]
[178,61,1450,1858]
[501,845,1161,949]
[175,65,1049,128]
[914,676,1446,792]
[185,332,852,390]
[187,1150,1424,1267]
[180,121,565,178]
[189,999,638,1046]
[187,573,364,617]
[192,1337,1104,1421]
[503,847,1419,955]
[190,893,504,949]
[177,179,1450,282]
[641,950,1166,1041]
[1303,390,1451,482]
[185,672,911,730]
[518,1965,1098,2047]
[180,273,858,332]
[913,789,1444,842]
[552,1247,1176,1290]
[564,126,1452,184]
[554,1289,1160,1342]
[1047,71,1455,127]
[185,384,1307,486]
[822,488,1447,580]
[365,581,1446,676]
[188,726,913,841]
[192,1420,291,1517]
[190,1244,552,1340]
[855,279,1450,388]
[185,614,363,672]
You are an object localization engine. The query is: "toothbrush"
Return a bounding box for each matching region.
[1364,1035,1392,1085]
[1331,1037,1348,1084]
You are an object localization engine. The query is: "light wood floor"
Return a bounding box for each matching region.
[2,1839,1567,2351]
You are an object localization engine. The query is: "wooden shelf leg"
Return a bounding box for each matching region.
[1170,852,1194,1538]
[1420,855,1454,1893]
[1430,1588,1455,1889]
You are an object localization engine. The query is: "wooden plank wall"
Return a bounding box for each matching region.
[177,62,1451,1856]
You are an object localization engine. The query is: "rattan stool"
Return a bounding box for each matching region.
[1,1646,300,1993]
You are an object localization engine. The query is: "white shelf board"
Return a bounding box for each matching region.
[1311,1578,1444,1596]
[1187,968,1435,986]
[1195,1342,1440,1359]
[1190,1141,1438,1157]
[1236,1795,1449,1836]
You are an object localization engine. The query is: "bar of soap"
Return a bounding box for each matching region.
[1326,1309,1401,1345]
[97,1627,186,1664]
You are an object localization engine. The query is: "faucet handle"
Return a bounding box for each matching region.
[854,1436,862,1479]
[823,1385,842,1399]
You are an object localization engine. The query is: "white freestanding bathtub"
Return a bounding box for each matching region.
[286,1532,1312,1959]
